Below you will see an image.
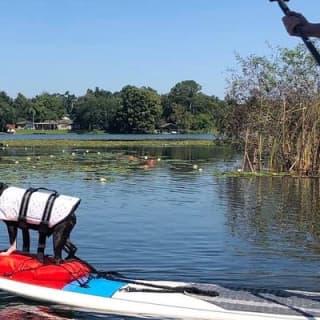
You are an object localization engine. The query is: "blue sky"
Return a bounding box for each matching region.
[1,0,320,99]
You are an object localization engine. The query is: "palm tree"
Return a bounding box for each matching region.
[26,104,37,128]
[64,91,76,115]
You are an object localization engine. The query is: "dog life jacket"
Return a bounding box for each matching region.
[0,186,80,228]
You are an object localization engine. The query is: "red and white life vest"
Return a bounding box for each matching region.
[0,186,80,228]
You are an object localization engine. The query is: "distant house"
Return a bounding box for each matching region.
[33,120,57,130]
[57,117,73,130]
[160,123,178,134]
[15,117,74,131]
[16,121,30,129]
[6,124,16,134]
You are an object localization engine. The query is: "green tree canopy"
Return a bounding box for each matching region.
[163,80,224,132]
[0,91,15,131]
[114,85,162,133]
[13,93,32,122]
[168,80,202,113]
[72,87,121,131]
[31,93,65,121]
[0,80,221,134]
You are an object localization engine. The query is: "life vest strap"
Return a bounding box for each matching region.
[38,190,59,256]
[39,191,59,232]
[17,187,60,255]
[0,183,8,196]
[18,188,36,228]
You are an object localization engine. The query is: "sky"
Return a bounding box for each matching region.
[1,0,320,99]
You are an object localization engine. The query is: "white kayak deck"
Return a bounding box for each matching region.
[1,276,320,320]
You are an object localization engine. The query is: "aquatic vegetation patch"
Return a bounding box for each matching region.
[0,146,163,184]
[167,160,204,173]
[1,139,214,148]
[212,171,291,178]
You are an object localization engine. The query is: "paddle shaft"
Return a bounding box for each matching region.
[73,256,218,297]
[272,0,320,66]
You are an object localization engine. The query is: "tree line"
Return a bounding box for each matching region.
[3,43,318,175]
[0,80,224,134]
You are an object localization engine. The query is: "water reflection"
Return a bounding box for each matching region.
[0,303,74,319]
[220,176,320,258]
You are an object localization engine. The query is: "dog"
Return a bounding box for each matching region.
[0,183,80,264]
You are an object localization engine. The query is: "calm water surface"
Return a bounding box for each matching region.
[0,137,320,319]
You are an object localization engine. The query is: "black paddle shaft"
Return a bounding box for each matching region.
[270,0,320,66]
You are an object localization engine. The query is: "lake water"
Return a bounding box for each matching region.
[1,136,320,319]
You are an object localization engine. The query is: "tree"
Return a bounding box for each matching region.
[72,88,122,131]
[168,80,202,114]
[13,93,32,122]
[164,80,222,132]
[31,93,65,121]
[168,103,192,131]
[0,91,15,131]
[72,93,105,131]
[114,86,161,133]
[63,91,76,115]
[191,93,224,132]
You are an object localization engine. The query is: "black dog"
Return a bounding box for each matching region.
[0,183,80,264]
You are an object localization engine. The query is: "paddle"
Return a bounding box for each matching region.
[99,271,220,297]
[74,256,219,297]
[270,0,320,66]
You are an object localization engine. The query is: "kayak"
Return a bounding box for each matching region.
[0,252,320,320]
